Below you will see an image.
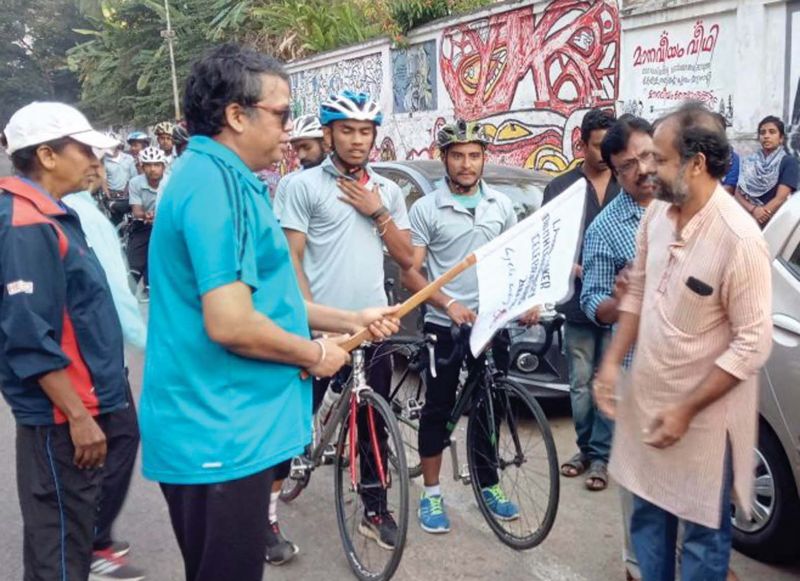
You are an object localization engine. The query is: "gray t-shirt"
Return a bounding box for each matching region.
[272,169,301,221]
[104,152,138,191]
[409,183,517,326]
[128,173,161,213]
[280,156,411,310]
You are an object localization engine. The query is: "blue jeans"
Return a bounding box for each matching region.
[564,321,612,462]
[630,444,733,581]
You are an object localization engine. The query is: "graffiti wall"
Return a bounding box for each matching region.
[620,14,736,122]
[287,0,621,174]
[392,41,438,113]
[290,53,384,117]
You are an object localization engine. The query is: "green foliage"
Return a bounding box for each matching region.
[0,0,88,124]
[4,0,497,127]
[388,0,493,36]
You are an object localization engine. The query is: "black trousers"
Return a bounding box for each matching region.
[16,404,138,581]
[94,386,140,550]
[312,343,392,513]
[127,222,152,286]
[160,467,275,581]
[419,323,510,488]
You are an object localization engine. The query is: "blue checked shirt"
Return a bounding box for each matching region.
[580,192,646,366]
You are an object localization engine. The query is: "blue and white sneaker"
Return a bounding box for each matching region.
[481,484,519,521]
[418,493,451,534]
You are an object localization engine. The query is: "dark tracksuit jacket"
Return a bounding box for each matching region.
[0,176,128,425]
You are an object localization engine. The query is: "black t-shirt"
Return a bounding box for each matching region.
[542,165,620,325]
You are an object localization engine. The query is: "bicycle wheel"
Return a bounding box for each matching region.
[388,370,424,479]
[466,378,559,550]
[334,390,409,581]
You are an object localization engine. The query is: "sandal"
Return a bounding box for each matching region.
[585,460,609,491]
[560,452,590,477]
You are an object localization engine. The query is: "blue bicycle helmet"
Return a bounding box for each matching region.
[126,131,150,143]
[320,91,383,126]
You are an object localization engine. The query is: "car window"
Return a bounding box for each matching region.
[376,169,425,209]
[486,181,544,221]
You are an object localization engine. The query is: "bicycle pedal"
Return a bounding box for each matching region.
[289,457,311,480]
[321,444,337,465]
[405,398,423,420]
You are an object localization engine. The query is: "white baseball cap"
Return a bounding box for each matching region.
[3,102,119,155]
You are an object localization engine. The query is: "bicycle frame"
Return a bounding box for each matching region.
[292,347,388,490]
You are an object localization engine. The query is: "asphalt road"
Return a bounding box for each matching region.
[1,332,799,580]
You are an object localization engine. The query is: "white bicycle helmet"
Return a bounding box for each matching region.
[139,146,167,165]
[320,91,383,126]
[290,115,323,141]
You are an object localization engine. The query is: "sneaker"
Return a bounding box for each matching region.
[89,549,146,581]
[265,521,299,566]
[481,484,519,521]
[418,493,451,534]
[358,511,398,550]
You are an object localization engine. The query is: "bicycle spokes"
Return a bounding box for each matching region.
[334,390,409,580]
[467,380,559,550]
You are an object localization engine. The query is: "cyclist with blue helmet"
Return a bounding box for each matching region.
[126,131,151,174]
[280,90,413,552]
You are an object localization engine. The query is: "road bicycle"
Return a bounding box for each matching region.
[381,314,564,550]
[280,345,409,581]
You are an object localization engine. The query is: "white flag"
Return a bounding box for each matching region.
[470,178,588,355]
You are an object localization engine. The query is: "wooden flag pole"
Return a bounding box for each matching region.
[340,253,477,352]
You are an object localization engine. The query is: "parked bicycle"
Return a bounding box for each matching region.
[382,312,564,550]
[280,345,409,581]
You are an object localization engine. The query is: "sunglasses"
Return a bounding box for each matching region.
[249,103,292,126]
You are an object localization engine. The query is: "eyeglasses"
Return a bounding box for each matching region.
[249,103,292,126]
[616,150,655,176]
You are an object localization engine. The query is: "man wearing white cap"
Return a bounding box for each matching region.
[0,102,144,581]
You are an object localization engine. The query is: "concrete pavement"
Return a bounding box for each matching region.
[1,343,798,580]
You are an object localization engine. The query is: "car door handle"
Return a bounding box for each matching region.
[773,314,800,336]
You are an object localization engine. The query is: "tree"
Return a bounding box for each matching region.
[0,0,88,124]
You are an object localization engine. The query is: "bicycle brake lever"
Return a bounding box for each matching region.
[425,335,437,379]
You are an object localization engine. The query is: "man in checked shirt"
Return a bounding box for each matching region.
[580,114,655,580]
[594,102,772,581]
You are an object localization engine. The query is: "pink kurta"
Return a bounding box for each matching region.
[610,185,772,528]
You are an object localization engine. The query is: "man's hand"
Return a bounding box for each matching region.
[593,362,620,419]
[356,305,401,340]
[642,403,694,448]
[337,178,383,217]
[573,264,583,279]
[613,264,632,301]
[145,211,155,224]
[446,301,477,326]
[306,336,351,378]
[518,306,541,327]
[69,414,107,469]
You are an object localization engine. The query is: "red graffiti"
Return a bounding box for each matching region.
[440,0,620,119]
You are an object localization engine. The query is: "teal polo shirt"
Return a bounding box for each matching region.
[140,135,312,485]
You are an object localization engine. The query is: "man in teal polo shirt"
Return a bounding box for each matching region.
[140,43,399,581]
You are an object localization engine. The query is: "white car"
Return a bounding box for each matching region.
[731,190,800,563]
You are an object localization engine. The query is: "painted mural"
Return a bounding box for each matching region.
[290,53,383,117]
[288,0,621,174]
[620,15,735,123]
[392,41,438,113]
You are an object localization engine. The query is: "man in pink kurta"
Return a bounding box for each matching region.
[595,103,772,581]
